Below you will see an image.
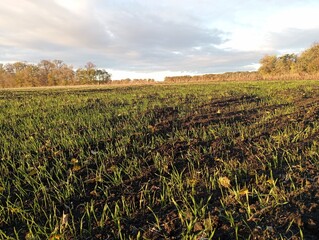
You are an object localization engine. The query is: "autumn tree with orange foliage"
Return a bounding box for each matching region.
[0,60,111,88]
[258,43,319,80]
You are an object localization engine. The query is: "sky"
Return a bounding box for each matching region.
[1,0,319,80]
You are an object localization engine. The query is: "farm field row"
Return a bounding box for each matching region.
[0,81,319,239]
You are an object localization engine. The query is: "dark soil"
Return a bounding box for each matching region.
[79,95,319,239]
[2,91,319,239]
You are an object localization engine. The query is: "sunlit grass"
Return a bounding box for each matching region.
[1,80,319,239]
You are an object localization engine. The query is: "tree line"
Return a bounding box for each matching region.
[164,71,261,83]
[259,43,319,77]
[112,78,155,84]
[0,60,111,88]
[165,43,319,83]
[2,43,319,87]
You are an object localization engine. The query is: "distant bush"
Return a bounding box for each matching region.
[164,71,262,83]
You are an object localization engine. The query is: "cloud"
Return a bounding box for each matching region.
[0,0,111,50]
[266,28,319,53]
[1,0,319,79]
[87,0,237,72]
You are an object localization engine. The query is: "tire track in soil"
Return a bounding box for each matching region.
[67,95,319,239]
[145,95,319,239]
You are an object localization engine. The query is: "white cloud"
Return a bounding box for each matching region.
[215,1,319,53]
[0,0,109,49]
[265,6,319,32]
[54,0,91,13]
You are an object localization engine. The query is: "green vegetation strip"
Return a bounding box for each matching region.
[1,81,319,239]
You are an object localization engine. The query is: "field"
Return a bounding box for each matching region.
[1,81,319,239]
